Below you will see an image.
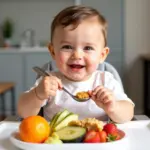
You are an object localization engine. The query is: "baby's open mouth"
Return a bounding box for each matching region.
[69,64,85,69]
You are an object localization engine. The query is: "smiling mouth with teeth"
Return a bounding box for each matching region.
[69,64,85,69]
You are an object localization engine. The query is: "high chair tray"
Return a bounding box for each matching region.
[0,120,150,150]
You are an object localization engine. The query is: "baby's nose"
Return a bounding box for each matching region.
[71,49,84,59]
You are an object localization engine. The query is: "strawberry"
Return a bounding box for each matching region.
[103,123,117,136]
[106,132,120,142]
[99,130,107,143]
[84,130,100,143]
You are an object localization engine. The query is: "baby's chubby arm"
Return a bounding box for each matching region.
[90,86,134,123]
[17,75,62,118]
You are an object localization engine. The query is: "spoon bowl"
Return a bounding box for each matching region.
[32,66,90,102]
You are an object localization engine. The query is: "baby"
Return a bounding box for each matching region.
[17,5,134,123]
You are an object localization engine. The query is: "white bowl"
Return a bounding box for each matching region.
[10,129,129,150]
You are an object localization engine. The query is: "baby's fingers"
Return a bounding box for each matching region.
[50,76,62,89]
[101,94,112,104]
[92,86,105,96]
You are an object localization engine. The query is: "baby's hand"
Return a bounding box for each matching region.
[35,75,62,100]
[90,86,117,113]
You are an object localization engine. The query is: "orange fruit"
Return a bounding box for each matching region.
[19,115,50,143]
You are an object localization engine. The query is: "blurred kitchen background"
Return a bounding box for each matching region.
[0,0,150,119]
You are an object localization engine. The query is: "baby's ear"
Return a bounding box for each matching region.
[48,43,55,58]
[99,47,109,63]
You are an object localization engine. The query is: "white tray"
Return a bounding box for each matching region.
[0,120,150,150]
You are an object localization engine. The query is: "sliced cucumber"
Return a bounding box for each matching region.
[54,109,70,127]
[54,113,78,131]
[50,112,61,129]
[55,126,86,143]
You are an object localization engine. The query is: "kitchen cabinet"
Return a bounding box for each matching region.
[0,53,23,115]
[0,49,52,115]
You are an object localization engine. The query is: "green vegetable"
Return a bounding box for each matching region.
[50,112,61,130]
[54,109,70,127]
[55,126,86,143]
[54,113,78,131]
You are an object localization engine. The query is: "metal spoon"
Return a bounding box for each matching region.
[32,66,90,102]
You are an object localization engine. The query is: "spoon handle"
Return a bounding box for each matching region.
[32,66,49,77]
[61,87,73,97]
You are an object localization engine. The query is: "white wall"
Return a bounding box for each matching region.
[124,0,150,114]
[0,0,74,45]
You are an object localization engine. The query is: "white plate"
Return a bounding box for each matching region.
[10,129,129,150]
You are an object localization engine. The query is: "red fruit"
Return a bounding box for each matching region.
[107,132,120,142]
[114,132,121,140]
[103,123,117,136]
[99,130,107,143]
[84,130,100,143]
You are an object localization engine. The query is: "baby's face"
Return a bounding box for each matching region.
[49,17,109,81]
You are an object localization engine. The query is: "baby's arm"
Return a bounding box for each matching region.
[17,75,62,118]
[17,87,44,118]
[91,72,134,123]
[106,100,134,123]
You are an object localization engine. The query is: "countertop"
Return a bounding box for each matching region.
[0,47,48,53]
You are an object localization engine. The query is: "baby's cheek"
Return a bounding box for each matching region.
[87,63,99,72]
[57,55,66,64]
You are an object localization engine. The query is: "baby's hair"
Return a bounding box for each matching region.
[51,5,108,47]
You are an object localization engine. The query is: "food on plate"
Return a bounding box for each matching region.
[55,126,86,143]
[99,130,107,143]
[50,109,70,131]
[19,115,50,143]
[53,113,78,131]
[103,122,120,141]
[18,109,125,144]
[103,122,117,136]
[53,109,70,127]
[75,91,90,99]
[84,130,100,143]
[44,133,63,144]
[69,118,104,131]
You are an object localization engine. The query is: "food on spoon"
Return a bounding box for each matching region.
[19,116,50,143]
[69,118,104,131]
[44,133,63,144]
[53,113,78,131]
[55,126,86,143]
[75,91,90,100]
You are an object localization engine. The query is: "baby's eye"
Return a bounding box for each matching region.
[84,46,94,51]
[61,45,73,49]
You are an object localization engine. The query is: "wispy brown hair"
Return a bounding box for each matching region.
[51,5,108,47]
